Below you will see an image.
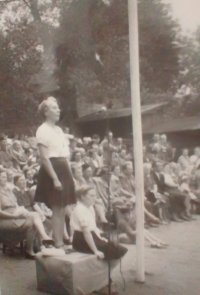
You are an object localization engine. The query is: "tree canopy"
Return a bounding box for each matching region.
[0,0,191,132]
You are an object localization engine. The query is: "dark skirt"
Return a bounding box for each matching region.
[34,157,76,208]
[73,231,128,260]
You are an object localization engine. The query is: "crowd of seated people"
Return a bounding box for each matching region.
[0,130,200,258]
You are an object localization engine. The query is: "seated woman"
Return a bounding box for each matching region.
[6,169,15,190]
[0,171,54,259]
[71,164,85,190]
[70,185,127,260]
[9,140,28,169]
[13,174,47,217]
[82,164,107,225]
[71,151,83,169]
[178,148,193,172]
[88,149,101,175]
[114,201,168,248]
[25,169,36,189]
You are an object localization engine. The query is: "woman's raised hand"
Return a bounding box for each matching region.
[95,250,104,260]
[53,179,63,191]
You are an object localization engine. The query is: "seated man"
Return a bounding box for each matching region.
[152,160,193,221]
[144,163,170,224]
[119,161,160,225]
[0,171,53,259]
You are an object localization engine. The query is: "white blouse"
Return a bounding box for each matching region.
[70,202,97,232]
[36,123,68,158]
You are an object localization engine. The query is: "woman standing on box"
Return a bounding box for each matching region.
[70,185,127,260]
[34,97,76,251]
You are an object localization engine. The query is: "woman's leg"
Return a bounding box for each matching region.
[94,203,108,223]
[51,205,65,248]
[184,195,191,217]
[63,223,69,240]
[29,212,52,241]
[26,227,36,255]
[145,229,167,245]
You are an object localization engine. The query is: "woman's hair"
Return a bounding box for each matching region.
[92,134,100,140]
[143,163,151,171]
[13,140,20,146]
[111,164,120,172]
[88,149,96,158]
[121,161,133,171]
[38,97,57,117]
[76,185,94,201]
[181,148,188,153]
[71,151,81,162]
[98,166,109,177]
[71,164,80,176]
[13,174,24,185]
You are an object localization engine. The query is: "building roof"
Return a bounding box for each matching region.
[75,102,168,123]
[143,116,200,134]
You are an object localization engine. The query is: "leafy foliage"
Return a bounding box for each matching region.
[0,0,185,131]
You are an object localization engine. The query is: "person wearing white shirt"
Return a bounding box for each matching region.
[34,97,76,251]
[70,185,127,260]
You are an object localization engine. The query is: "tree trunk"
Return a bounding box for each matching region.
[28,0,59,93]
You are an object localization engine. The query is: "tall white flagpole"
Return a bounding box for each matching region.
[128,0,145,282]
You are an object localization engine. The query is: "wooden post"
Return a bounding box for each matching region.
[128,0,145,282]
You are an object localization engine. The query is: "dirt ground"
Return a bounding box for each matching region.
[0,217,200,295]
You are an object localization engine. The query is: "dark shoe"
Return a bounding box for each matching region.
[179,215,191,221]
[171,216,183,222]
[25,252,35,260]
[148,223,159,227]
[63,239,71,246]
[42,239,55,248]
[151,243,164,249]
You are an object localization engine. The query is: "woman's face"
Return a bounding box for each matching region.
[14,142,21,152]
[45,101,60,123]
[0,172,7,186]
[26,170,33,181]
[143,166,151,176]
[74,168,82,180]
[83,167,93,179]
[113,166,120,177]
[7,170,13,182]
[91,151,97,159]
[81,189,96,207]
[183,149,188,156]
[17,176,26,190]
[164,165,171,174]
[75,153,81,162]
